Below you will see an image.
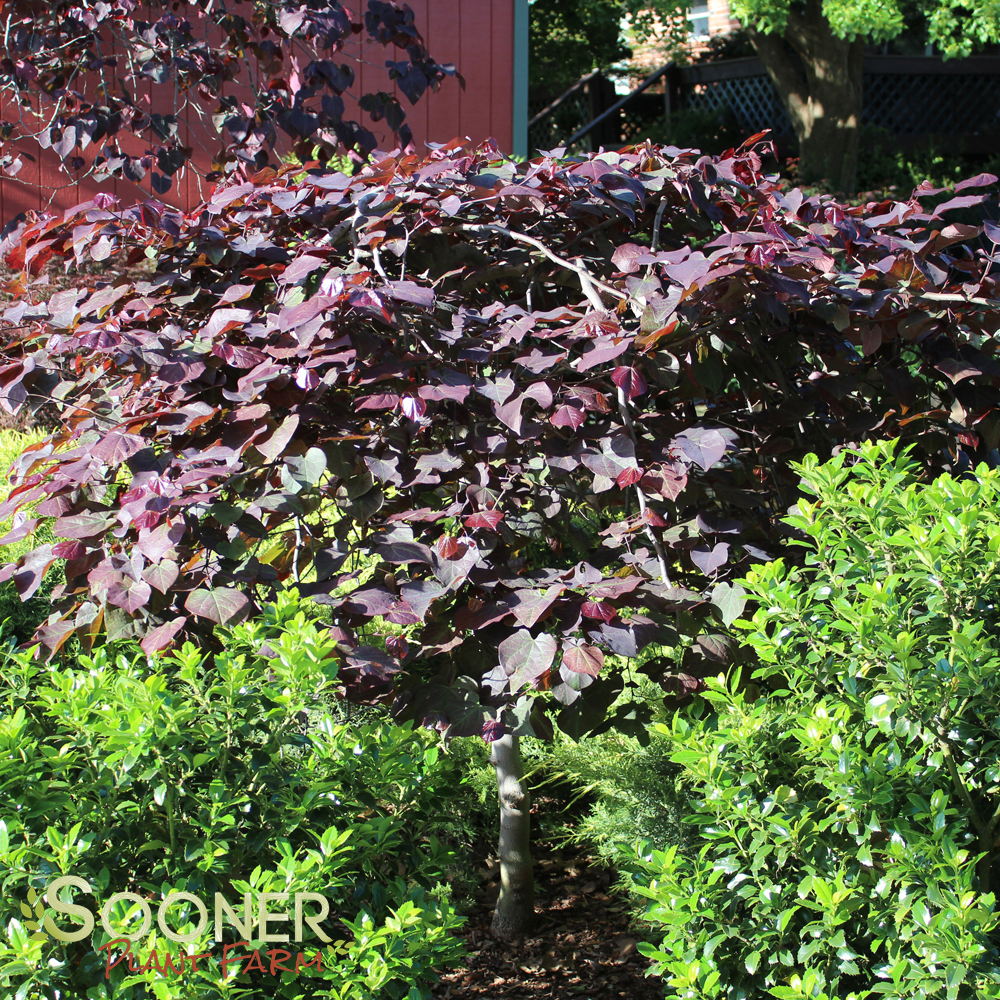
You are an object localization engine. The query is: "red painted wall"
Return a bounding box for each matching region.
[0,0,515,222]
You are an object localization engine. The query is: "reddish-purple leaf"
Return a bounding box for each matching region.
[356,393,400,411]
[212,342,269,369]
[662,254,712,288]
[419,382,471,403]
[507,586,563,628]
[524,381,554,409]
[562,643,604,676]
[498,630,557,692]
[494,395,524,434]
[696,513,743,535]
[955,172,999,190]
[52,539,86,560]
[375,538,435,564]
[581,451,631,481]
[660,672,706,704]
[136,521,185,562]
[693,634,732,664]
[577,337,631,371]
[616,467,642,488]
[219,283,256,304]
[935,358,983,384]
[861,327,881,356]
[143,561,179,594]
[481,719,506,742]
[185,588,249,625]
[257,414,299,462]
[400,396,427,420]
[690,542,730,575]
[611,243,651,273]
[340,588,402,617]
[14,545,56,600]
[0,517,39,546]
[464,511,503,530]
[199,307,256,339]
[385,634,409,658]
[581,601,617,623]
[141,616,187,655]
[345,645,402,683]
[588,576,643,600]
[639,467,687,500]
[551,404,586,430]
[611,365,647,400]
[438,535,461,559]
[455,601,512,630]
[280,255,327,284]
[932,194,987,215]
[432,537,479,591]
[108,578,151,614]
[132,510,162,531]
[90,432,145,467]
[36,620,76,657]
[672,428,729,471]
[385,280,436,308]
[295,366,321,391]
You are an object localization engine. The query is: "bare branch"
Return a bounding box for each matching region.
[616,386,671,585]
[443,223,627,303]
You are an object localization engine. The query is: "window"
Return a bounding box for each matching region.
[689,0,709,37]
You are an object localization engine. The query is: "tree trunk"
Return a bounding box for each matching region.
[747,0,865,193]
[489,733,535,940]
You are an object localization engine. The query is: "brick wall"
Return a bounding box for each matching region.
[623,1,742,90]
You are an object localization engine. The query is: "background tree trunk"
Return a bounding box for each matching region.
[490,733,535,940]
[747,0,865,193]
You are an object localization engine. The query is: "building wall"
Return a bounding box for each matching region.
[624,2,742,90]
[0,0,520,223]
[708,0,741,36]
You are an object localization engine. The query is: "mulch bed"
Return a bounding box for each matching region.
[433,842,664,1000]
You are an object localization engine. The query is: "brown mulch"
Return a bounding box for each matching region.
[433,843,664,1000]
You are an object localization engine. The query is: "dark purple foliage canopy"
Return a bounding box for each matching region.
[1,136,998,741]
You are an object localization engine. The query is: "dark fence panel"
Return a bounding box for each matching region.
[675,57,793,136]
[862,57,1000,135]
[528,72,619,153]
[531,55,1000,155]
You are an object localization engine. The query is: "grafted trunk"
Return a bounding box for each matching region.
[748,0,865,193]
[490,733,535,940]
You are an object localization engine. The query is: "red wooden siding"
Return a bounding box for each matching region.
[0,0,516,223]
[337,0,514,155]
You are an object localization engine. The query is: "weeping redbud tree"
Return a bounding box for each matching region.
[1,133,998,937]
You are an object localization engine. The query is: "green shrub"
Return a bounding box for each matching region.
[626,439,1000,999]
[659,106,744,156]
[855,127,972,195]
[519,677,689,860]
[0,427,56,644]
[0,601,466,1000]
[557,733,687,859]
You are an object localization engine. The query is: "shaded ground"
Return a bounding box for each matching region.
[434,840,663,1000]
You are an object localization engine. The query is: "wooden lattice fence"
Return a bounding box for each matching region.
[532,54,1000,156]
